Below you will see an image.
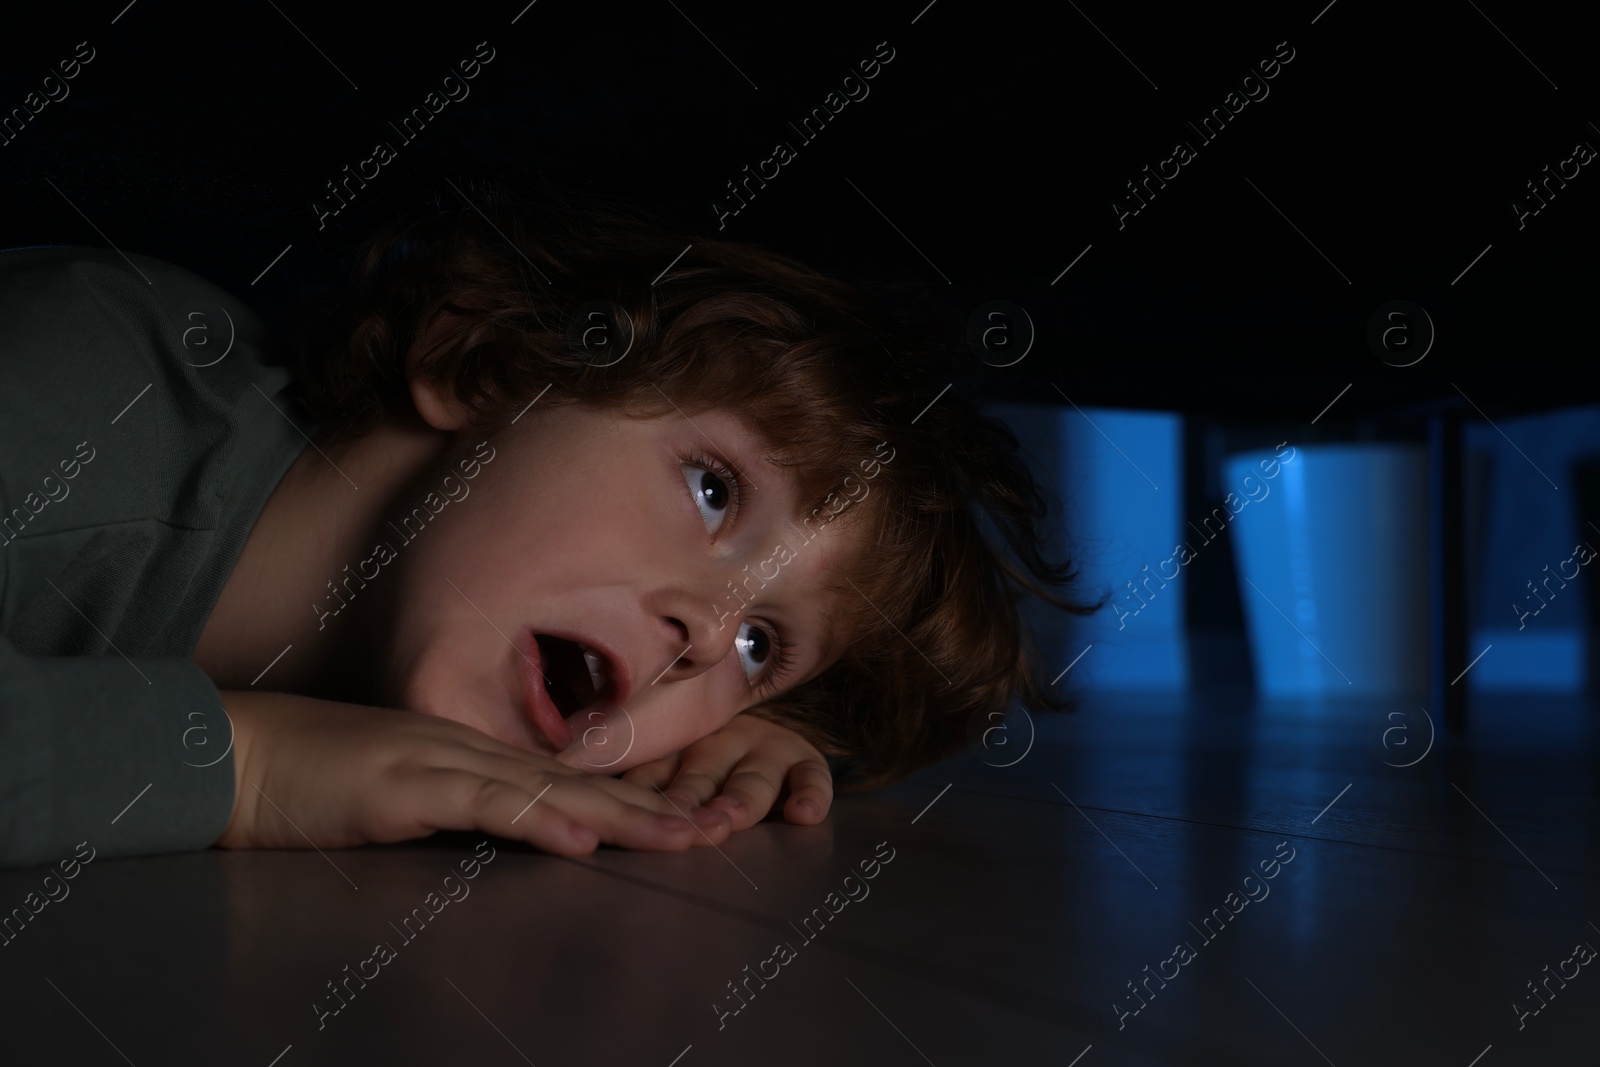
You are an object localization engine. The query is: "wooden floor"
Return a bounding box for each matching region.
[2,687,1596,1066]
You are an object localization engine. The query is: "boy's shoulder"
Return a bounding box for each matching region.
[0,244,275,387]
[0,246,313,654]
[0,244,295,434]
[0,243,310,520]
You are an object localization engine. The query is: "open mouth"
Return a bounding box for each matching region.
[533,634,613,718]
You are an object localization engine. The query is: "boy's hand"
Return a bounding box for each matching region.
[216,690,732,856]
[620,713,833,831]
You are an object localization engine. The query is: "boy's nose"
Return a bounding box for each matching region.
[653,601,739,678]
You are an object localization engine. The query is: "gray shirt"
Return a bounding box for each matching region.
[0,245,314,867]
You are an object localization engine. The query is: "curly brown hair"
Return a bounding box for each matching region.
[289,181,1100,791]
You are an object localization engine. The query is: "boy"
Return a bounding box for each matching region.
[0,188,1092,867]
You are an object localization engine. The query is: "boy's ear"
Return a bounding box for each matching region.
[405,310,476,432]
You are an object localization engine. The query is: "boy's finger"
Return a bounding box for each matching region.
[593,771,736,842]
[659,765,730,810]
[529,774,734,850]
[408,770,602,856]
[439,761,732,850]
[619,752,682,791]
[703,766,783,830]
[646,784,740,847]
[558,788,731,850]
[780,758,834,824]
[477,750,697,823]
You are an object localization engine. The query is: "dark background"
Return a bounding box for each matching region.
[2,11,1597,1063]
[2,1,1593,425]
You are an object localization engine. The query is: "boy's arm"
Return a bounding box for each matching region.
[619,713,835,831]
[218,689,732,854]
[0,637,733,869]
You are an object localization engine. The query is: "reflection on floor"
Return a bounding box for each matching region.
[1,689,1595,1066]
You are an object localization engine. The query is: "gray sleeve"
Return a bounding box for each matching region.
[0,634,236,868]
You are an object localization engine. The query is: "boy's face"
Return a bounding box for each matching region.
[377,401,864,772]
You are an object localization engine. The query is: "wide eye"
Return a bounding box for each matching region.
[681,463,732,534]
[734,620,774,683]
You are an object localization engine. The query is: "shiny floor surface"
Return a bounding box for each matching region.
[2,689,1596,1066]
